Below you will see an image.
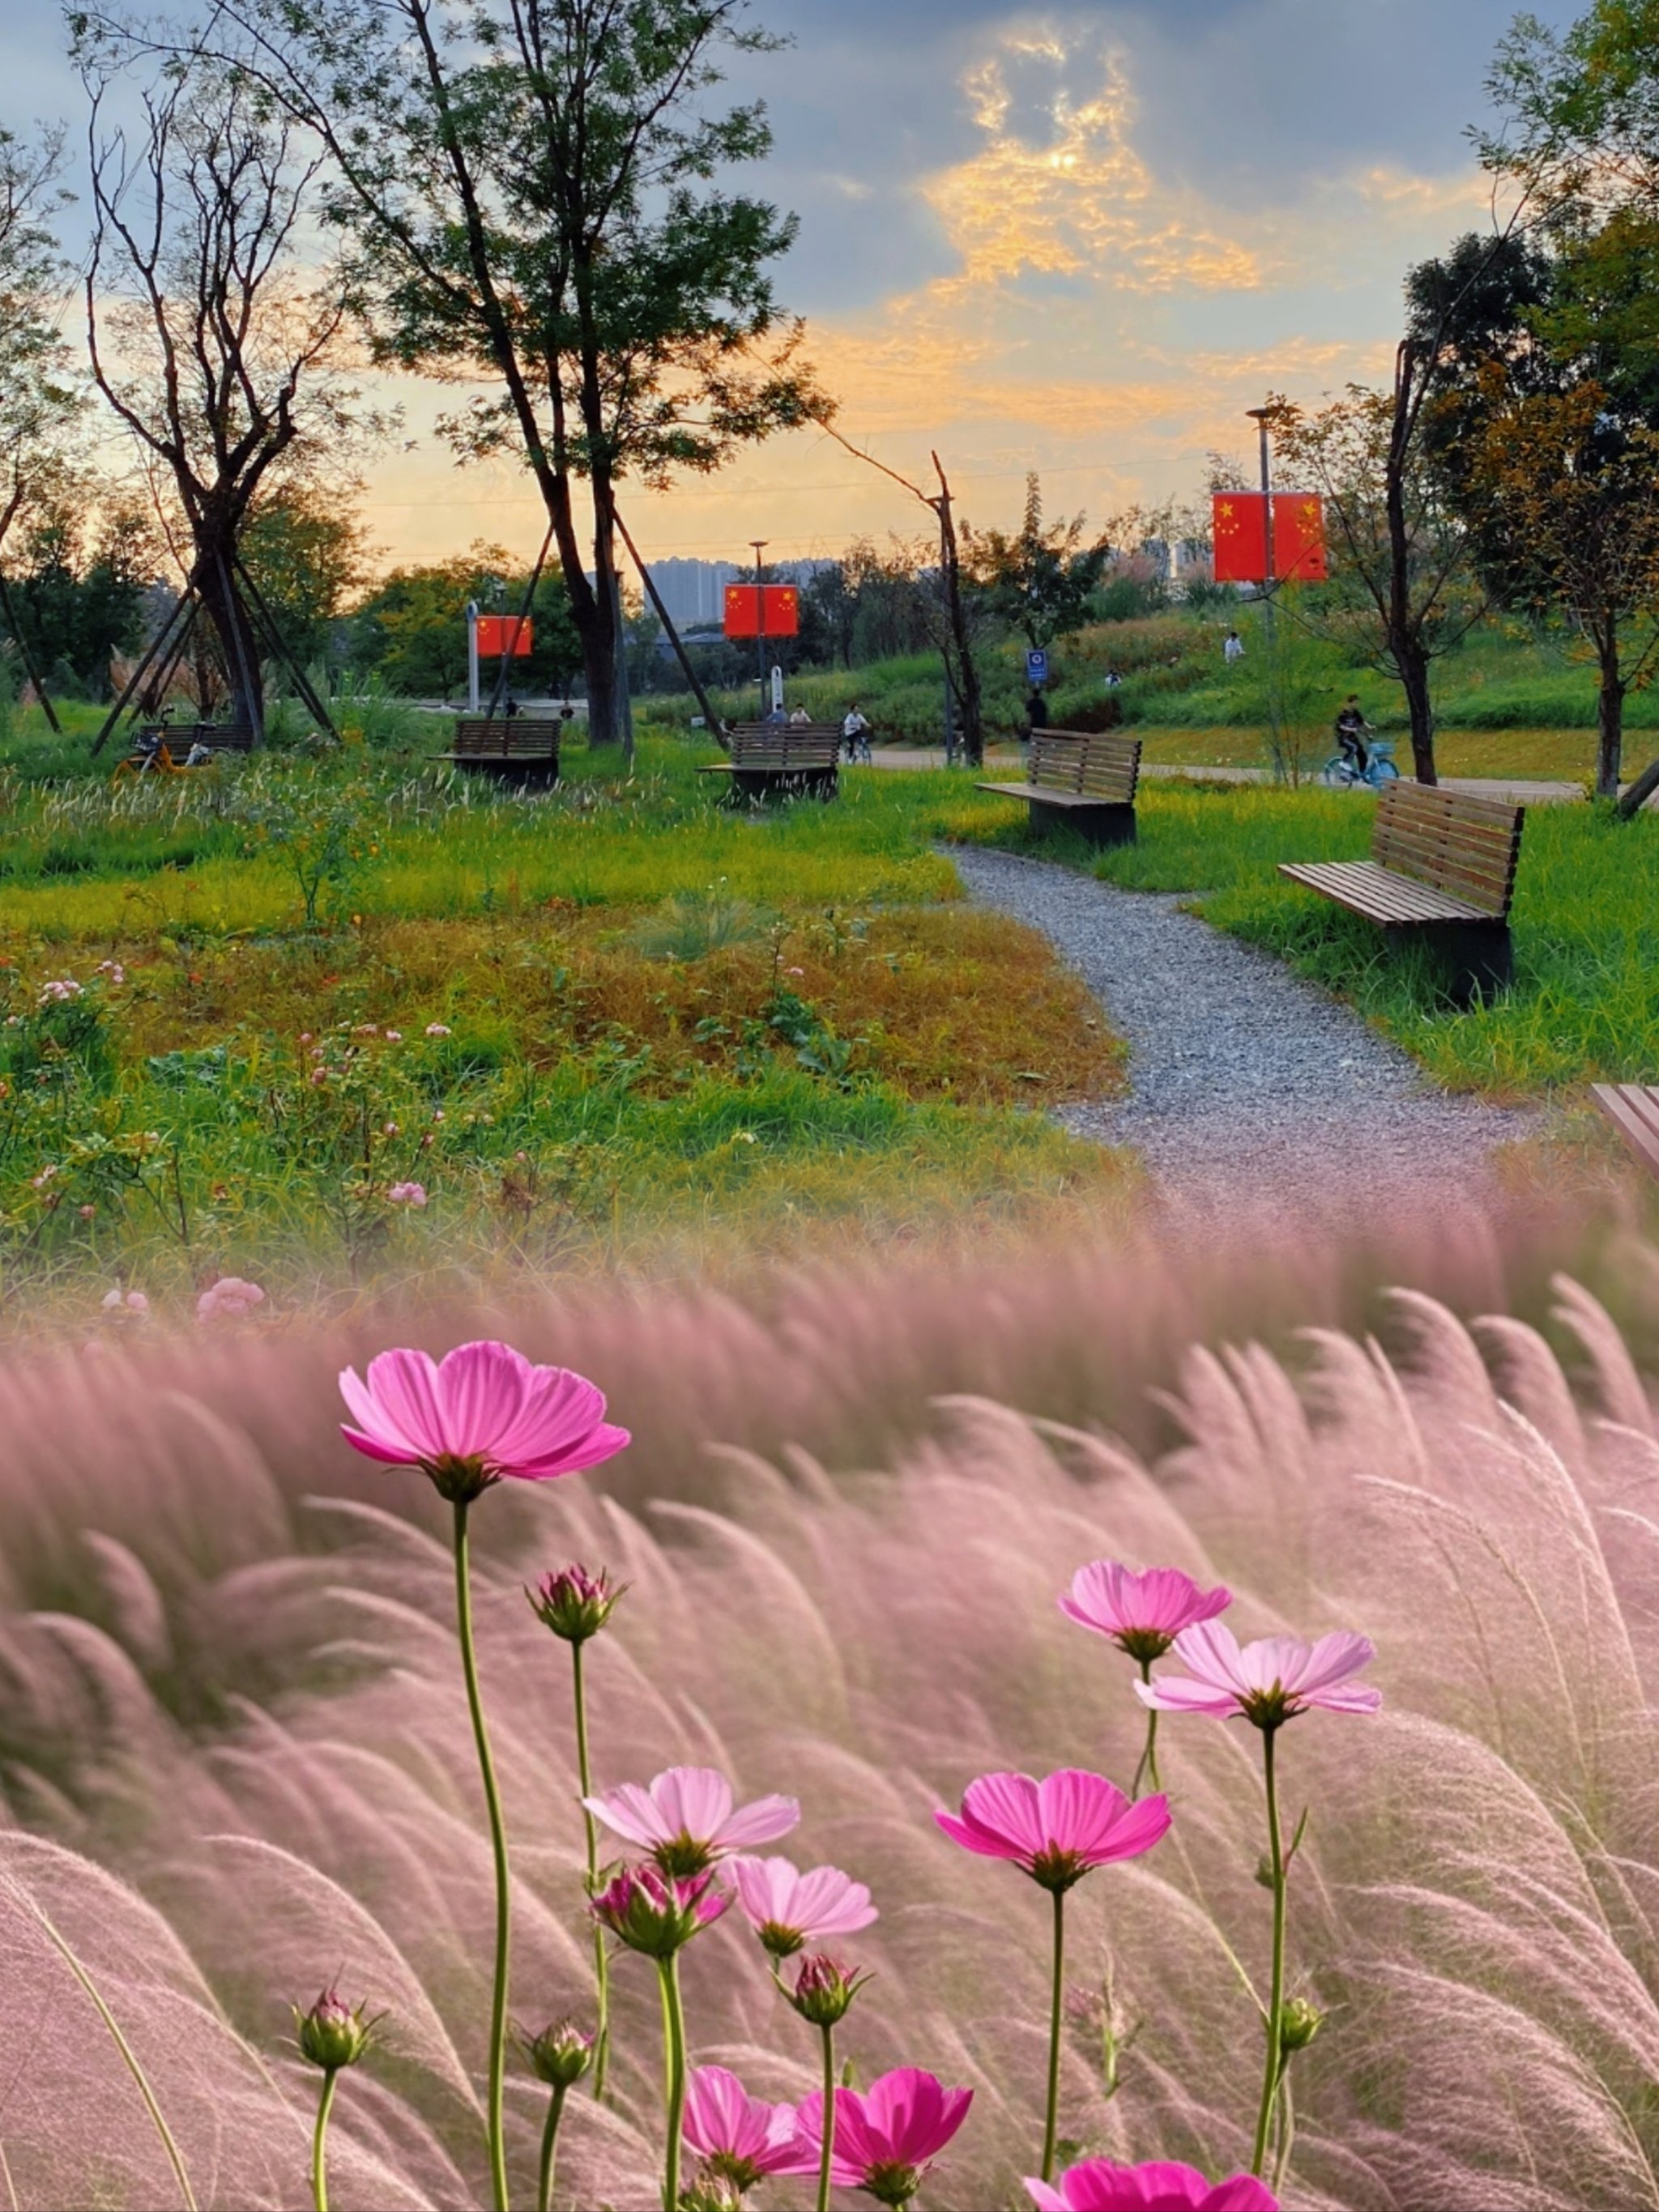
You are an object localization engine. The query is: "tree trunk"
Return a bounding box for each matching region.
[1387,339,1436,786]
[1618,750,1659,819]
[1396,636,1437,786]
[933,454,983,768]
[578,478,625,752]
[1595,629,1625,800]
[195,544,265,737]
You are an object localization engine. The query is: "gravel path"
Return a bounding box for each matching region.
[951,845,1537,1231]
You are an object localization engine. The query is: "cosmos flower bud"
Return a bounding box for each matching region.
[294,1987,377,2073]
[787,1953,870,2027]
[1277,1997,1323,2053]
[528,1563,626,1644]
[681,2178,745,2212]
[523,2018,595,2089]
[591,1864,728,1958]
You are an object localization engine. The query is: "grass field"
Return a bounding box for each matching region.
[0,739,1135,1318]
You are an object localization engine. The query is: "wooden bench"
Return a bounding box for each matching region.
[697,724,841,803]
[136,722,257,755]
[1592,1085,1659,1178]
[976,729,1141,849]
[1278,782,1525,1004]
[437,717,562,787]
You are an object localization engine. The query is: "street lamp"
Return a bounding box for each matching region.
[1245,404,1283,767]
[750,539,770,722]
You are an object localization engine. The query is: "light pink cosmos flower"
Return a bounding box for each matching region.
[1026,2159,1277,2211]
[792,2067,973,2207]
[196,1276,266,1323]
[425,1022,452,1037]
[583,1766,798,1877]
[1060,1562,1232,1664]
[387,1181,428,1207]
[1137,1622,1380,1730]
[726,1855,878,1957]
[682,2065,809,2189]
[38,978,82,1004]
[936,1770,1170,1892]
[339,1340,629,1504]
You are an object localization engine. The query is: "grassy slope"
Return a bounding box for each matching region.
[965,779,1659,1097]
[0,739,1132,1311]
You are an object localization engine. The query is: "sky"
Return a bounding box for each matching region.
[8,0,1575,574]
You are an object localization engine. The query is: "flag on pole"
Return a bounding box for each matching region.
[1210,494,1327,583]
[476,616,534,656]
[723,584,800,638]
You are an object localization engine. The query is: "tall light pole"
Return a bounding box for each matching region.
[1245,405,1284,775]
[751,539,769,722]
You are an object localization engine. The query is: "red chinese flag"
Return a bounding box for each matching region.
[476,615,534,657]
[1212,493,1267,582]
[1272,494,1327,582]
[723,584,800,639]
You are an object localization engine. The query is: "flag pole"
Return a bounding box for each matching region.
[1246,405,1286,780]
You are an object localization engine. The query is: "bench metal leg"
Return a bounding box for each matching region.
[1028,799,1137,850]
[1405,921,1512,1005]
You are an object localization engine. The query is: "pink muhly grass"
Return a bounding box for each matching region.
[681,2064,809,2188]
[726,1855,877,1958]
[1026,2160,1277,2210]
[792,2067,972,2208]
[936,1771,1167,2182]
[583,1766,798,1877]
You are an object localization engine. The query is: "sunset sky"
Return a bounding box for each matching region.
[11,0,1572,576]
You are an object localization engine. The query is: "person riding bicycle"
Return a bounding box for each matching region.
[1334,696,1373,778]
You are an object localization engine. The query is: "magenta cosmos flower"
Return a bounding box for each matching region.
[726,1855,877,1958]
[682,2065,810,2190]
[1137,1622,1380,1730]
[936,1770,1170,1892]
[339,1340,629,1503]
[1060,1562,1232,1664]
[793,2067,972,2207]
[1026,2159,1277,2211]
[583,1766,798,1877]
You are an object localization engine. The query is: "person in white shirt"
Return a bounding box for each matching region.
[788,704,812,725]
[1223,629,1245,664]
[842,705,872,762]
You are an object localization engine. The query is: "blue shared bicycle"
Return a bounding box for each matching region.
[1320,735,1400,790]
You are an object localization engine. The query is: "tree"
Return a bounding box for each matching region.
[111,0,825,759]
[241,484,373,669]
[0,127,79,548]
[350,544,582,700]
[2,493,156,695]
[1264,377,1486,784]
[79,62,380,735]
[970,474,1110,652]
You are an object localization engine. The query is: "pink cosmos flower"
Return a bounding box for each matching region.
[38,978,82,1004]
[1026,2159,1278,2211]
[425,1022,452,1037]
[936,1770,1171,1892]
[339,1340,629,1504]
[590,1864,728,1958]
[1137,1622,1380,1730]
[726,1856,877,1957]
[792,2067,972,2207]
[387,1181,428,1207]
[682,2065,808,2189]
[196,1276,266,1323]
[583,1767,798,1877]
[1060,1562,1232,1664]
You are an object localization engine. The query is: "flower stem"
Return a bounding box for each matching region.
[1042,1886,1066,2183]
[310,2069,338,2212]
[1250,1725,1286,2180]
[658,1954,688,2212]
[571,1637,610,2098]
[817,2022,837,2212]
[1132,1660,1161,1797]
[454,1499,512,2212]
[537,2082,569,2212]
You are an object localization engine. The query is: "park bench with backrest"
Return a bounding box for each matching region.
[1591,1084,1659,1178]
[975,729,1141,849]
[437,717,562,786]
[136,721,257,755]
[1278,782,1525,1004]
[697,723,841,802]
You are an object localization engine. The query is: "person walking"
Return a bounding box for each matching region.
[842,703,872,762]
[1223,628,1245,665]
[1026,689,1050,735]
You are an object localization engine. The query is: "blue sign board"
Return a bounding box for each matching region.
[1026,648,1049,688]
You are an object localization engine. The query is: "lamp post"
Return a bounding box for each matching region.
[1245,405,1285,775]
[751,539,769,722]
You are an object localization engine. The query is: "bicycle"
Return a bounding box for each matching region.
[1320,735,1399,790]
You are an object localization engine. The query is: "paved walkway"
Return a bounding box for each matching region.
[950,845,1537,1234]
[865,746,1593,805]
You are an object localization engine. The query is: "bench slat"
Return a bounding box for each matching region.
[1592,1083,1659,1175]
[1007,731,1141,802]
[1278,859,1499,924]
[1382,782,1524,828]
